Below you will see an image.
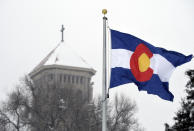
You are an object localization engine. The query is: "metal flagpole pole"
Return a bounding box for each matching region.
[102,9,107,131]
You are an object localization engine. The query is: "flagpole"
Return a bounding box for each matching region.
[102,9,107,131]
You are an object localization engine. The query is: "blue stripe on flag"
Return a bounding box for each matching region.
[110,67,174,101]
[111,29,192,67]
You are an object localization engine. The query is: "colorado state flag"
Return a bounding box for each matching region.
[110,29,193,101]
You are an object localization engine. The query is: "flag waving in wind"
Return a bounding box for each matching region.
[110,29,193,101]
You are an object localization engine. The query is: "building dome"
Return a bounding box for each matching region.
[30,42,95,77]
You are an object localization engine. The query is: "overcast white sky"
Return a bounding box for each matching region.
[1,0,194,130]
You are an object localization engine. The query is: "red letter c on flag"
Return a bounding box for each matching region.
[130,44,153,82]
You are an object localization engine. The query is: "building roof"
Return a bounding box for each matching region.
[31,42,94,74]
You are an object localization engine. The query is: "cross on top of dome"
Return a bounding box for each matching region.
[61,25,65,42]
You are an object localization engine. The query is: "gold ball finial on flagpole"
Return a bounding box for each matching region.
[102,9,107,15]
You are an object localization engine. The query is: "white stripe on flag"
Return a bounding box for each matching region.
[111,49,175,82]
[111,49,133,69]
[150,54,175,82]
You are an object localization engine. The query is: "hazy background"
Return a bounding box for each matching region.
[0,0,194,130]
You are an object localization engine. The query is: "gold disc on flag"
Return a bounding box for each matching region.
[138,53,150,72]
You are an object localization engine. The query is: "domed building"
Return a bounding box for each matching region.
[29,26,95,102]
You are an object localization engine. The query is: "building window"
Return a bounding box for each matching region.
[76,76,79,84]
[80,76,83,84]
[68,75,70,83]
[72,76,75,84]
[64,75,66,82]
[60,74,62,82]
[48,74,53,81]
